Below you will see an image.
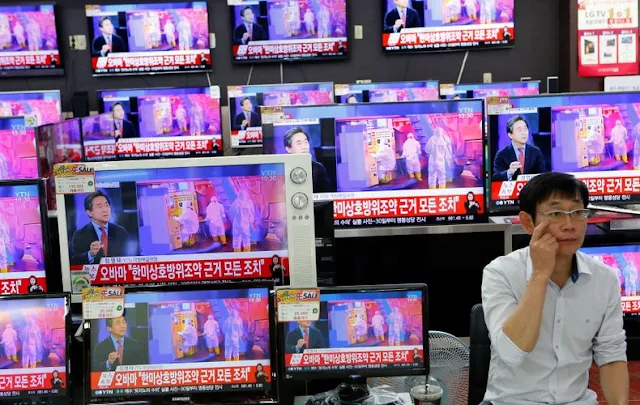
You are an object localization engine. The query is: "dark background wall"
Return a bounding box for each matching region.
[3,0,561,111]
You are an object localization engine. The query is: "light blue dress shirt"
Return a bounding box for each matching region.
[88,222,108,262]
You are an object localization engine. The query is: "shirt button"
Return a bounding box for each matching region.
[557,319,561,323]
[555,345,559,349]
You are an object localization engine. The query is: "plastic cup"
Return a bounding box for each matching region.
[410,384,443,405]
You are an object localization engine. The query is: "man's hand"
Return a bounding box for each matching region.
[107,352,118,366]
[529,221,557,280]
[297,339,305,349]
[507,161,521,177]
[101,44,110,54]
[241,119,248,128]
[90,241,103,257]
[242,32,250,42]
[394,19,403,30]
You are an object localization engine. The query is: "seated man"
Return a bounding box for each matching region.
[481,172,628,405]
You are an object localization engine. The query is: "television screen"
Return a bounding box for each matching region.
[381,0,514,53]
[36,119,83,210]
[0,116,40,181]
[439,81,540,100]
[85,2,211,76]
[229,0,348,63]
[487,92,640,212]
[262,99,486,227]
[0,5,63,76]
[281,285,427,379]
[334,81,440,103]
[228,82,333,148]
[0,294,69,402]
[88,286,273,399]
[87,86,222,160]
[0,90,62,126]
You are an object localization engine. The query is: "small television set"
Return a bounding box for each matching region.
[381,0,514,53]
[262,99,486,228]
[55,154,317,299]
[86,284,275,403]
[229,0,348,63]
[36,119,83,210]
[334,80,440,103]
[90,86,222,160]
[439,81,540,100]
[579,245,640,316]
[280,284,428,380]
[0,116,40,181]
[227,82,333,148]
[85,2,211,76]
[487,91,640,213]
[0,90,62,126]
[80,112,115,161]
[0,4,63,77]
[0,293,70,404]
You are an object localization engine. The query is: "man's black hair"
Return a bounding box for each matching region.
[283,126,309,149]
[110,102,123,112]
[506,115,529,134]
[84,190,111,212]
[346,94,357,102]
[519,172,589,221]
[106,312,126,328]
[240,97,252,107]
[241,6,253,17]
[99,17,112,28]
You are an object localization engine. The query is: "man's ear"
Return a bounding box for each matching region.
[518,211,535,235]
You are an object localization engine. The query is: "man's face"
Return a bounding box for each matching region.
[112,105,125,121]
[347,96,357,104]
[242,99,253,112]
[107,316,127,338]
[286,132,310,154]
[100,19,114,35]
[298,320,311,329]
[242,8,255,23]
[508,120,529,145]
[87,196,111,224]
[394,0,408,8]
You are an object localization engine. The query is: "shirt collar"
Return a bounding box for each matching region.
[512,142,526,152]
[397,6,406,14]
[111,335,122,347]
[91,222,108,233]
[525,247,591,284]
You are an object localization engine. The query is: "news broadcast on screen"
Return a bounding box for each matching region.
[381,0,514,52]
[88,286,273,398]
[82,86,222,160]
[580,245,640,316]
[229,0,348,62]
[488,92,640,212]
[228,82,333,147]
[334,81,440,103]
[0,4,63,76]
[0,90,62,126]
[85,2,211,76]
[0,117,40,181]
[439,80,540,99]
[0,294,69,401]
[262,99,486,228]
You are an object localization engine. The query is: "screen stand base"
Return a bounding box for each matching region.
[302,376,406,405]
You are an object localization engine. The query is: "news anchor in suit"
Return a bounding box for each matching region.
[492,115,546,181]
[234,6,267,45]
[93,315,145,371]
[92,17,126,56]
[285,321,326,353]
[384,0,422,33]
[233,97,261,131]
[111,102,137,139]
[70,191,129,265]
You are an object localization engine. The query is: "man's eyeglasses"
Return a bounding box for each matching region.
[536,209,591,221]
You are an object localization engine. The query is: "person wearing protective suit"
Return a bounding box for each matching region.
[25,20,41,51]
[480,0,494,23]
[304,8,316,35]
[173,201,200,248]
[1,323,17,362]
[387,307,404,346]
[465,0,477,20]
[611,120,629,163]
[223,309,244,361]
[0,213,11,272]
[425,127,453,189]
[352,315,368,343]
[230,190,255,252]
[317,6,330,38]
[21,319,40,368]
[587,126,605,166]
[180,320,198,357]
[175,104,188,133]
[622,263,638,297]
[371,311,385,341]
[374,140,396,184]
[204,315,220,354]
[402,133,422,181]
[164,19,176,47]
[190,104,205,136]
[13,21,26,48]
[205,196,227,245]
[177,17,192,51]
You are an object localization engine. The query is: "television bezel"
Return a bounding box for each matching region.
[333,80,441,103]
[0,89,62,126]
[96,85,222,114]
[439,80,541,100]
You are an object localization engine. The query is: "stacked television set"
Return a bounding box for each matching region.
[439,81,540,99]
[0,90,62,126]
[334,80,440,104]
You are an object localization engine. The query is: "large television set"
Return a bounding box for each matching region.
[0,116,40,181]
[0,293,70,404]
[85,2,211,76]
[334,80,440,104]
[487,92,640,213]
[55,155,317,298]
[86,284,275,403]
[0,90,62,126]
[88,86,222,160]
[228,82,333,148]
[229,0,348,63]
[439,81,540,100]
[36,119,83,211]
[381,0,514,53]
[262,99,486,228]
[0,4,63,77]
[280,284,428,380]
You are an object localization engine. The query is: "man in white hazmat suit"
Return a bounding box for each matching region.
[25,20,41,51]
[587,126,605,166]
[352,315,368,343]
[387,307,404,346]
[371,311,385,341]
[21,319,40,368]
[480,0,494,23]
[190,103,205,136]
[622,263,638,297]
[180,320,198,356]
[175,104,188,132]
[223,309,243,361]
[164,19,176,47]
[425,127,453,189]
[205,196,227,245]
[465,0,477,20]
[304,8,315,35]
[204,315,220,355]
[230,190,255,252]
[611,120,629,163]
[374,140,396,184]
[177,17,192,51]
[14,21,25,48]
[173,201,199,247]
[0,213,11,272]
[402,133,422,181]
[1,324,17,362]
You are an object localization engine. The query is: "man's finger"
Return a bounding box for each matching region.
[531,221,549,242]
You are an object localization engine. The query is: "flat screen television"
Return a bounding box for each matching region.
[280,284,428,380]
[227,82,333,148]
[229,0,348,63]
[334,80,440,103]
[55,154,317,298]
[487,91,640,213]
[0,90,62,126]
[439,81,540,100]
[0,293,70,404]
[85,2,211,76]
[88,86,222,160]
[262,99,486,228]
[0,116,40,181]
[381,0,514,53]
[0,4,63,77]
[86,284,275,403]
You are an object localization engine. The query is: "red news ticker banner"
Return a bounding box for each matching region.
[0,54,59,68]
[577,0,639,77]
[232,129,263,145]
[333,193,479,220]
[91,365,269,390]
[92,53,207,70]
[0,276,47,296]
[84,138,217,159]
[0,372,66,391]
[71,256,288,285]
[383,27,513,47]
[622,297,640,314]
[234,39,345,58]
[286,348,420,368]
